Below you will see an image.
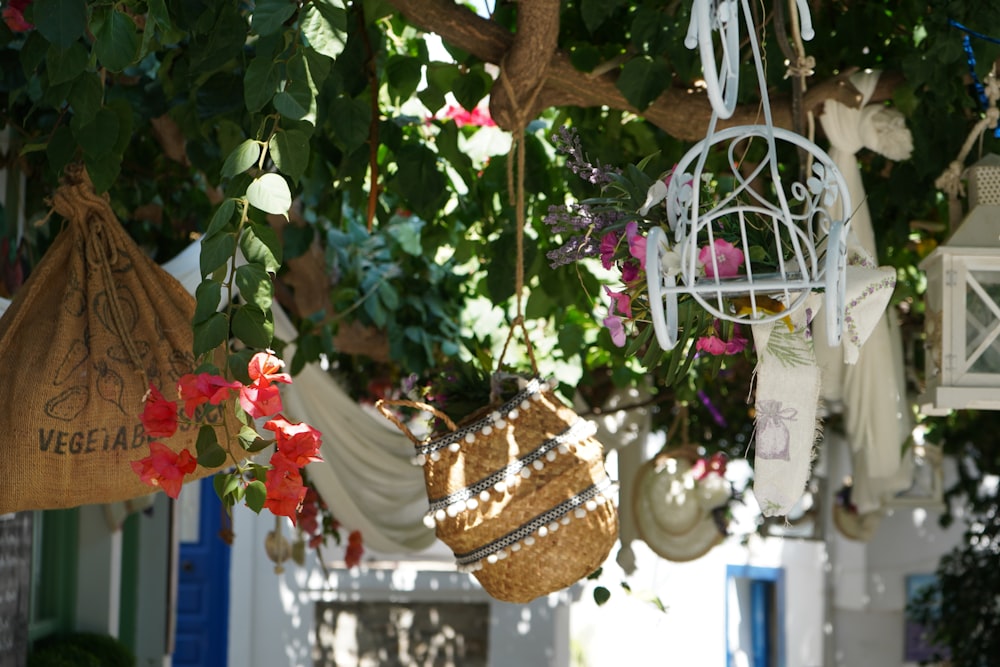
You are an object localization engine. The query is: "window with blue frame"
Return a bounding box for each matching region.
[726,565,786,667]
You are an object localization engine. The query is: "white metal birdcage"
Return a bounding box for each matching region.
[646,0,850,351]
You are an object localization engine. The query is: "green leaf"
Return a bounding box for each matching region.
[45,125,75,176]
[74,108,119,159]
[251,0,298,36]
[68,72,102,125]
[240,222,283,273]
[387,217,424,255]
[301,3,348,60]
[569,43,601,73]
[205,199,237,237]
[386,55,422,101]
[235,263,274,311]
[329,95,370,151]
[196,425,227,468]
[581,0,625,33]
[46,41,87,85]
[92,8,140,72]
[194,279,223,324]
[83,152,121,194]
[244,56,282,113]
[200,232,237,277]
[593,586,611,606]
[274,53,316,122]
[232,304,274,349]
[616,55,670,110]
[269,129,310,182]
[33,0,88,48]
[393,144,447,219]
[245,480,267,512]
[221,139,261,178]
[193,312,229,357]
[451,69,491,114]
[246,173,292,216]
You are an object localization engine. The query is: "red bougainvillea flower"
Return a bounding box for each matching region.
[344,530,364,569]
[177,373,241,418]
[247,351,292,385]
[264,415,323,469]
[698,239,745,278]
[599,231,620,269]
[140,383,179,438]
[131,442,197,499]
[691,452,728,480]
[264,467,308,521]
[2,0,33,32]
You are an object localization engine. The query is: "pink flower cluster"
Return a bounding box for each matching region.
[601,221,647,347]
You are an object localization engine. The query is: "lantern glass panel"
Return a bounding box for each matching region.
[964,269,1000,373]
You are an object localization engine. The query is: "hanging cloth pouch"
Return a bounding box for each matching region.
[0,165,214,513]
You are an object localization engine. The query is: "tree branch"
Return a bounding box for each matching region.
[386,0,870,141]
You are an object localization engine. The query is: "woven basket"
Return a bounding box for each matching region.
[379,377,618,603]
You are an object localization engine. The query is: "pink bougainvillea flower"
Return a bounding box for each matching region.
[140,383,179,438]
[2,0,33,32]
[603,315,626,347]
[604,285,632,318]
[264,415,323,469]
[599,231,620,269]
[724,330,749,354]
[691,452,728,480]
[264,467,308,522]
[695,335,728,356]
[441,104,497,128]
[625,221,646,269]
[620,261,640,283]
[247,351,292,385]
[131,442,197,499]
[698,239,745,278]
[344,530,365,569]
[177,373,241,418]
[239,381,283,419]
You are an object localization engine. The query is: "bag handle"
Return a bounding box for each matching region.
[375,398,458,447]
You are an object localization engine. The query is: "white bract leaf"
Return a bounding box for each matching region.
[246,173,292,216]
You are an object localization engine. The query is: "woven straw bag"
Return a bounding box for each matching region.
[379,377,618,603]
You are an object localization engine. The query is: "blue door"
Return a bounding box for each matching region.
[174,477,231,667]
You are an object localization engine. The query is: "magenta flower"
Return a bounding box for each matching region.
[698,239,744,278]
[603,315,626,347]
[621,262,640,283]
[599,231,620,269]
[625,221,646,269]
[695,335,728,355]
[604,286,632,317]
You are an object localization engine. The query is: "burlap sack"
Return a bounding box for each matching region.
[379,378,619,603]
[0,165,219,513]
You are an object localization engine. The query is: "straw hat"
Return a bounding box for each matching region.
[633,448,730,562]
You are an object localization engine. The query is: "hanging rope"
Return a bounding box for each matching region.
[494,57,547,380]
[934,70,1000,226]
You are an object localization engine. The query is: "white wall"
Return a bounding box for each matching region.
[227,502,570,667]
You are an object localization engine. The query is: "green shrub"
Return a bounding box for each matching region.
[27,644,100,667]
[30,633,134,667]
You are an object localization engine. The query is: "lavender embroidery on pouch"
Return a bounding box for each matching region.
[754,399,797,461]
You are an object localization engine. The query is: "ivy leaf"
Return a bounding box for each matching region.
[251,0,298,36]
[193,312,229,357]
[68,72,102,125]
[46,42,87,85]
[451,68,491,114]
[92,8,140,72]
[269,128,310,183]
[232,304,274,349]
[245,480,267,513]
[221,139,261,179]
[617,55,670,110]
[200,232,236,277]
[386,55,422,101]
[235,263,274,312]
[240,221,283,274]
[244,56,282,113]
[205,199,237,237]
[45,125,75,176]
[194,279,223,324]
[84,152,122,194]
[301,2,348,60]
[274,53,316,122]
[393,144,447,219]
[74,108,119,159]
[329,95,370,152]
[33,0,88,48]
[196,425,227,468]
[246,173,292,216]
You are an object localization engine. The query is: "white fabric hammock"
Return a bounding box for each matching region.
[813,70,914,501]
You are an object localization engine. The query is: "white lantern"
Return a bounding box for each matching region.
[920,153,1000,413]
